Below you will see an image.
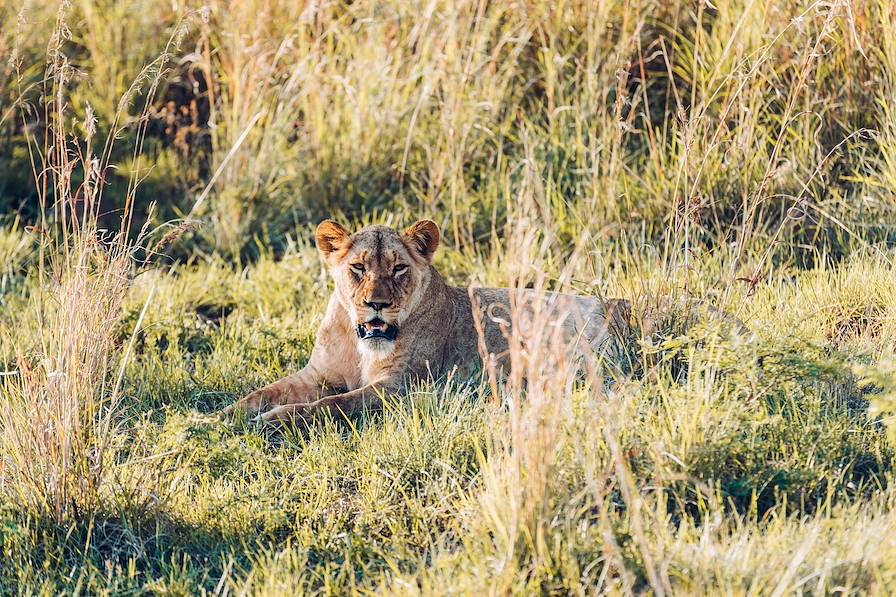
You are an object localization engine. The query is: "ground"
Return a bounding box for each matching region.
[2,232,895,593]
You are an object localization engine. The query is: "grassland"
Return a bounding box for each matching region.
[2,0,896,594]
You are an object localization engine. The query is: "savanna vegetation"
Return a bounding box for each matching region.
[2,0,896,593]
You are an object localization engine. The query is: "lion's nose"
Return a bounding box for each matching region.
[364,300,392,312]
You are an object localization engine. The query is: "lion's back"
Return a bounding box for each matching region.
[442,286,632,376]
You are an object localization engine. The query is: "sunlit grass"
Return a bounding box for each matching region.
[1,0,896,593]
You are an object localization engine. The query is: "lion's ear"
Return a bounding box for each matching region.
[403,219,440,263]
[316,220,350,260]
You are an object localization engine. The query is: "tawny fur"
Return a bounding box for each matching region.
[222,220,631,424]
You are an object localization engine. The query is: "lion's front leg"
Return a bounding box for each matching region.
[221,367,329,416]
[258,381,395,425]
[220,381,288,416]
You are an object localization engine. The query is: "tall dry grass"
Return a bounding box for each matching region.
[4,0,894,259]
[0,4,181,523]
[463,174,649,592]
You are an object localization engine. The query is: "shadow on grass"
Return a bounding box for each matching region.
[646,335,893,523]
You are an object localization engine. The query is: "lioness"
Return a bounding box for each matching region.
[222,219,631,424]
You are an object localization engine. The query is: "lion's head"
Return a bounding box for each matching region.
[315,219,441,351]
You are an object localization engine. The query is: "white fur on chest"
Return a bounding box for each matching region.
[356,338,397,384]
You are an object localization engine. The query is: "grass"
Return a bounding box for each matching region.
[2,241,894,593]
[1,0,896,594]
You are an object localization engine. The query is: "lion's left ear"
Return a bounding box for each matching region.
[403,219,440,263]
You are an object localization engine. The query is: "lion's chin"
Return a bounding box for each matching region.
[359,337,396,353]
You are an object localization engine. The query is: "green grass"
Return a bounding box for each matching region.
[2,0,896,593]
[2,241,895,593]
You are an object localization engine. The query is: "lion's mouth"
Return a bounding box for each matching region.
[356,317,398,341]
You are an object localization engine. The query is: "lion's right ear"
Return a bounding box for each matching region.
[316,220,350,260]
[403,219,440,263]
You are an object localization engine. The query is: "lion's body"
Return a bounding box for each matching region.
[223,221,632,424]
[313,273,631,389]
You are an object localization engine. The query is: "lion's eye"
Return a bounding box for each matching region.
[394,264,408,276]
[350,263,365,275]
